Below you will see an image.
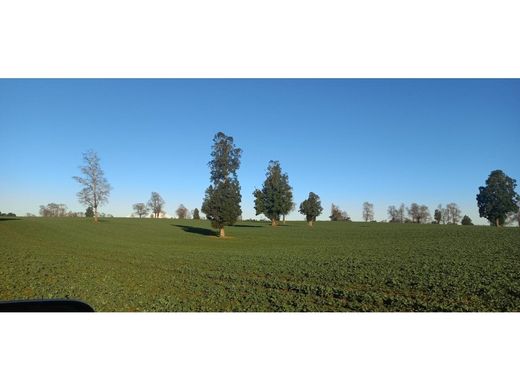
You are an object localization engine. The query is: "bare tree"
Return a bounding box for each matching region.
[388,204,406,223]
[407,203,430,223]
[133,203,149,218]
[73,150,111,223]
[362,202,374,222]
[418,205,431,223]
[397,203,405,223]
[507,201,520,227]
[176,204,189,219]
[388,205,398,222]
[407,203,420,223]
[147,192,165,218]
[446,203,461,224]
[39,203,67,217]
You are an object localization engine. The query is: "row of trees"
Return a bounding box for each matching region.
[131,194,201,220]
[70,135,519,233]
[38,203,110,218]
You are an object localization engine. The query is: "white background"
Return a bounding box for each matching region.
[1,1,519,389]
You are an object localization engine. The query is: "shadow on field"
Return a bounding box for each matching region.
[0,218,21,222]
[172,224,217,237]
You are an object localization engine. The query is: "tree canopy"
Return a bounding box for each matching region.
[253,160,293,226]
[73,150,111,223]
[477,170,519,226]
[148,192,165,218]
[299,192,323,226]
[201,132,242,237]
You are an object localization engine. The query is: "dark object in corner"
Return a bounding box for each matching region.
[0,299,94,312]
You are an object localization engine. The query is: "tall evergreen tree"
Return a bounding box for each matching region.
[201,132,242,237]
[476,170,519,227]
[299,192,323,226]
[253,160,293,226]
[192,208,200,220]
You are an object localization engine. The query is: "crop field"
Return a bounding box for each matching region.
[0,217,519,311]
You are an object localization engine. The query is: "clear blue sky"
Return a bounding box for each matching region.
[1,79,519,223]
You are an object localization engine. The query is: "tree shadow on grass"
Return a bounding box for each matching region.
[0,218,21,222]
[172,224,217,237]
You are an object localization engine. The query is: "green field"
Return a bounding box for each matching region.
[0,217,519,311]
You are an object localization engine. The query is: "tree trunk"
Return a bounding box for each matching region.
[282,215,286,224]
[308,220,313,227]
[94,207,98,223]
[496,217,500,227]
[219,227,225,238]
[271,218,277,227]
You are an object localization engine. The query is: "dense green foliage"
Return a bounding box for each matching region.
[253,160,293,225]
[461,215,473,225]
[477,170,519,226]
[85,207,94,217]
[202,132,242,235]
[299,192,323,225]
[2,218,518,312]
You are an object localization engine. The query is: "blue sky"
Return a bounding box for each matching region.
[1,79,519,223]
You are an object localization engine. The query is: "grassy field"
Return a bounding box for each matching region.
[0,217,519,311]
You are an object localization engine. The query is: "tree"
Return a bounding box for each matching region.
[461,215,473,225]
[330,204,349,221]
[362,202,374,222]
[201,132,242,237]
[446,203,461,224]
[507,201,520,227]
[39,203,67,217]
[176,204,189,219]
[407,203,430,223]
[299,192,323,226]
[253,160,293,227]
[407,203,420,223]
[433,208,442,224]
[73,150,111,223]
[418,205,431,224]
[85,206,94,218]
[387,205,399,222]
[133,203,149,218]
[397,203,405,223]
[192,208,200,220]
[147,192,165,218]
[476,170,519,227]
[389,203,406,223]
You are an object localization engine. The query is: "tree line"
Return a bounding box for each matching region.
[28,132,520,237]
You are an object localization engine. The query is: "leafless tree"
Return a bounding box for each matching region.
[398,203,405,223]
[407,203,420,223]
[362,202,374,222]
[388,205,398,222]
[147,192,165,218]
[176,204,189,219]
[407,203,430,223]
[507,201,520,227]
[446,203,461,224]
[418,205,431,223]
[39,203,67,217]
[73,150,111,223]
[133,203,149,218]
